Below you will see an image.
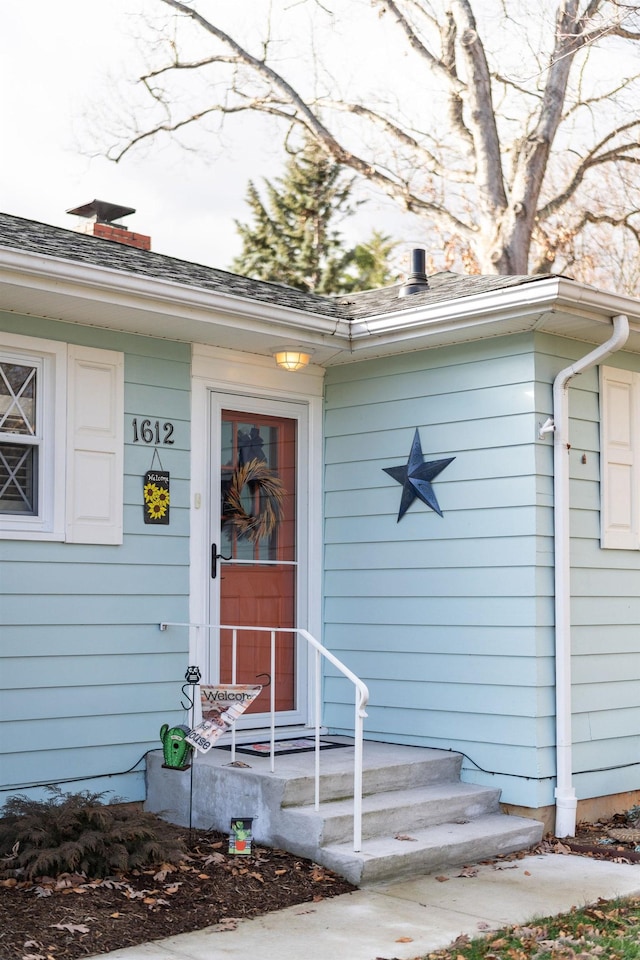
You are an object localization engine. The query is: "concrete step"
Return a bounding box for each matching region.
[145,740,543,885]
[318,813,545,886]
[279,780,501,847]
[280,745,463,806]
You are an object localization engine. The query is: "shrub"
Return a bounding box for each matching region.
[0,787,188,879]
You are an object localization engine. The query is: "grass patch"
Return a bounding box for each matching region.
[425,896,640,959]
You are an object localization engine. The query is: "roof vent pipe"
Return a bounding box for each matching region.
[398,248,429,297]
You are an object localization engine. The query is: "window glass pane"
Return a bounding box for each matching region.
[0,362,37,435]
[0,443,38,514]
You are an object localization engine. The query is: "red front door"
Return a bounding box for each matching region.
[217,408,297,716]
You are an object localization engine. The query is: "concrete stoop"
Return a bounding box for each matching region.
[145,738,543,886]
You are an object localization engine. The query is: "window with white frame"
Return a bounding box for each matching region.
[600,365,640,550]
[0,333,124,544]
[1,356,41,515]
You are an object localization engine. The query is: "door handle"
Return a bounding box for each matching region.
[211,543,232,579]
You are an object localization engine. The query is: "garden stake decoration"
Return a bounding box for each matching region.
[229,818,253,855]
[159,724,193,770]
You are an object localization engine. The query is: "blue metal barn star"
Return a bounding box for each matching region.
[383,429,455,521]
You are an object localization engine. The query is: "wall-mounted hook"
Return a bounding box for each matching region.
[255,673,271,687]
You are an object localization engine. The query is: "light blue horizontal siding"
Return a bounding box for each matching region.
[3,562,189,595]
[6,533,186,564]
[126,382,191,421]
[2,652,187,690]
[325,595,553,626]
[1,623,185,657]
[535,334,640,804]
[5,711,176,756]
[3,681,182,723]
[326,476,539,516]
[3,745,151,794]
[325,506,554,543]
[327,651,554,688]
[324,566,552,598]
[325,682,554,749]
[572,653,640,684]
[326,446,537,489]
[326,414,538,462]
[2,594,189,625]
[1,316,191,806]
[325,622,552,657]
[574,705,640,742]
[573,625,640,655]
[325,383,535,433]
[326,536,549,569]
[324,330,640,810]
[323,335,555,807]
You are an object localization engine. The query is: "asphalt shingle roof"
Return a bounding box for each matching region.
[0,211,553,321]
[0,211,348,319]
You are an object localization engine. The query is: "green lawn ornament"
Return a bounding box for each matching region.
[160,723,193,770]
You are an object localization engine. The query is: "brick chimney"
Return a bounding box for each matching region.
[67,200,151,251]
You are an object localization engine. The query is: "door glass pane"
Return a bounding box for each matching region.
[219,410,297,713]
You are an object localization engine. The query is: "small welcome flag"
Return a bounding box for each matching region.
[185,685,262,753]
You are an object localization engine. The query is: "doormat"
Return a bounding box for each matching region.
[216,738,348,757]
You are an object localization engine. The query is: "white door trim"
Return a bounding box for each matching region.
[189,345,324,727]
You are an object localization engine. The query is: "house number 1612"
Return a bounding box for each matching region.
[131,418,175,445]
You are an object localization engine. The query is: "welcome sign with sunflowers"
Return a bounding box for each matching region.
[143,471,170,524]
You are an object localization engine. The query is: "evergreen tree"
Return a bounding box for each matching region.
[340,231,398,292]
[232,142,395,294]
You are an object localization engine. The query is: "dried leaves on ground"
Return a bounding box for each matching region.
[0,823,354,960]
[552,811,640,863]
[2,811,640,960]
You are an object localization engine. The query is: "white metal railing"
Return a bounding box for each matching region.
[159,622,370,852]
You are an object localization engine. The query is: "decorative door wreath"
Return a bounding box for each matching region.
[223,458,286,542]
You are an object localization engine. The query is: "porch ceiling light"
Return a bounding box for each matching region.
[273,346,313,372]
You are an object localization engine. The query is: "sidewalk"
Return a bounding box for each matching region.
[88,853,640,960]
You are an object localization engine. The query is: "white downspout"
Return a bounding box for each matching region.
[549,314,629,838]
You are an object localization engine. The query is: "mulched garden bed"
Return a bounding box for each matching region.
[2,813,639,960]
[542,812,640,863]
[0,823,355,960]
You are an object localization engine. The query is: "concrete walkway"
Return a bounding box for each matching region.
[87,853,640,960]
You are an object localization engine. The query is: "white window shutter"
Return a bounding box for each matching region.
[600,366,639,549]
[66,345,124,544]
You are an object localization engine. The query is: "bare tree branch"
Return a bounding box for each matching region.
[450,0,507,217]
[372,0,464,91]
[99,0,640,286]
[318,99,475,182]
[538,120,640,217]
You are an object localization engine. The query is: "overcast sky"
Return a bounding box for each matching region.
[0,0,420,273]
[0,0,266,268]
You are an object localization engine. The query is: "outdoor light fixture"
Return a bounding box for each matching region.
[273,347,313,371]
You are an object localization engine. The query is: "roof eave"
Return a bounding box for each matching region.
[3,246,640,364]
[0,246,353,364]
[338,276,640,363]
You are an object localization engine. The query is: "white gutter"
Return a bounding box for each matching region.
[548,313,629,837]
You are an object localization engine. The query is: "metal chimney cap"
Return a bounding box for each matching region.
[398,247,430,297]
[67,200,136,224]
